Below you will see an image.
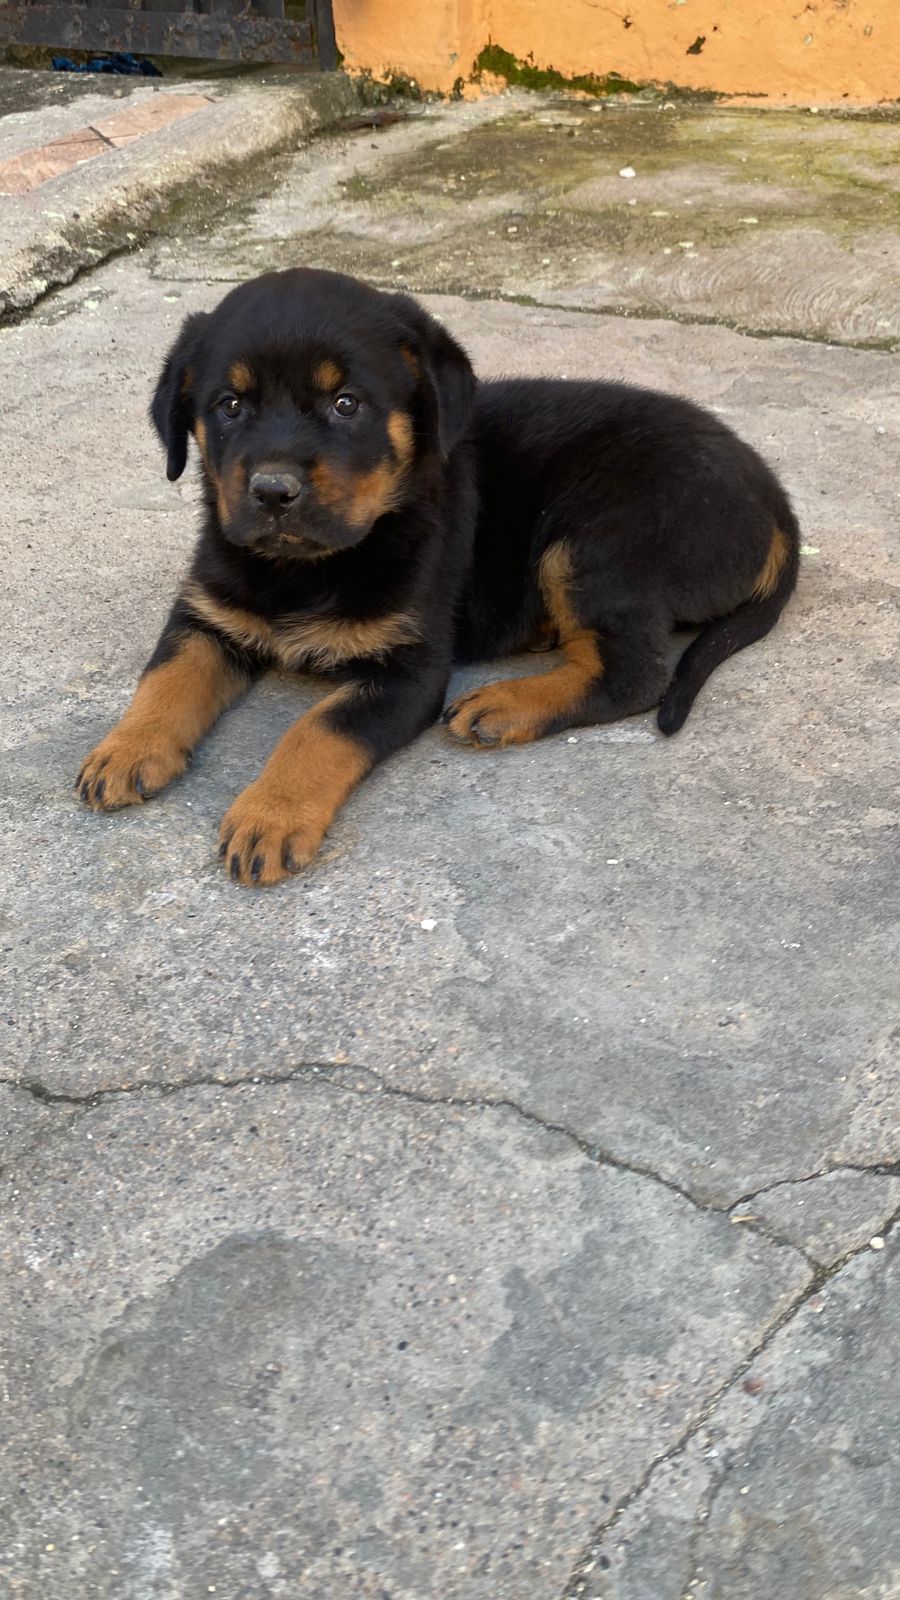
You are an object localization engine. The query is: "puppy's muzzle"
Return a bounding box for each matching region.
[249,470,303,513]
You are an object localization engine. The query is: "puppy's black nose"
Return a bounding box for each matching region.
[249,471,302,511]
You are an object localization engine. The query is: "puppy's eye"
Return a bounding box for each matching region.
[219,395,242,419]
[333,393,360,418]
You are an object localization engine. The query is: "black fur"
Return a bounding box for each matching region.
[80,267,799,881]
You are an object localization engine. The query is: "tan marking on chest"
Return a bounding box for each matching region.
[183,582,421,672]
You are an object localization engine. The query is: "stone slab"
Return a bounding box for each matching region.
[0,1080,810,1599]
[579,1235,900,1599]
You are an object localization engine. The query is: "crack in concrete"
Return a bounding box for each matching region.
[5,1068,897,1258]
[5,1063,899,1595]
[0,1069,815,1274]
[729,1157,900,1211]
[673,1202,900,1600]
[0,1063,751,1222]
[676,1461,730,1600]
[561,1202,900,1599]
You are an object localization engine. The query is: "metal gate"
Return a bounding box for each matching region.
[0,0,336,68]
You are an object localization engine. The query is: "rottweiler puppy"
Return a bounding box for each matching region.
[77,268,799,886]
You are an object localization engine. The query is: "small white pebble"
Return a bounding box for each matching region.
[739,216,759,225]
[507,225,518,234]
[391,258,402,266]
[618,165,636,178]
[650,208,670,216]
[627,198,637,206]
[420,918,437,932]
[606,858,619,864]
[567,735,579,743]
[541,256,551,264]
[677,240,695,249]
[875,425,885,435]
[869,1236,885,1250]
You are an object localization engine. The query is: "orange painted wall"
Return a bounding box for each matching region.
[333,0,476,92]
[332,0,900,104]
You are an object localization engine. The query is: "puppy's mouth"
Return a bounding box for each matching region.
[245,527,337,562]
[217,491,345,560]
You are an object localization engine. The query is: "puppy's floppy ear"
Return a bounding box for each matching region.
[389,295,476,459]
[150,311,210,482]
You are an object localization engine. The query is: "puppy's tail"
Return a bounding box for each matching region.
[657,510,800,737]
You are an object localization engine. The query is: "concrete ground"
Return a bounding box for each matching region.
[0,66,356,316]
[1,79,899,1600]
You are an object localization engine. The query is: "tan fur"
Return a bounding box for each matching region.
[313,360,343,391]
[444,541,603,747]
[193,416,209,471]
[752,525,790,601]
[219,686,370,885]
[400,345,420,379]
[182,580,421,672]
[348,460,408,528]
[387,410,414,462]
[310,455,408,529]
[228,360,254,394]
[216,461,246,527]
[77,633,247,809]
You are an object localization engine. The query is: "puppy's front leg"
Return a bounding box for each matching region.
[77,615,252,810]
[219,656,448,887]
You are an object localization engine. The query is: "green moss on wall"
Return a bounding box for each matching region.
[474,42,642,97]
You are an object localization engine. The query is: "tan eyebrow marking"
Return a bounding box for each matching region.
[313,359,343,392]
[228,361,254,394]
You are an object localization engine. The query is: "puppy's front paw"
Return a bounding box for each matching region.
[77,726,189,809]
[218,782,325,887]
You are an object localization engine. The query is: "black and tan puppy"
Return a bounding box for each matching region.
[77,268,799,886]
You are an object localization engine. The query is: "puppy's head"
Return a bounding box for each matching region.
[151,269,475,559]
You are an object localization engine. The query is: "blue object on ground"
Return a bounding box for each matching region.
[51,53,162,77]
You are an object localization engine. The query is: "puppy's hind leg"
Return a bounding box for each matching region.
[443,540,670,746]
